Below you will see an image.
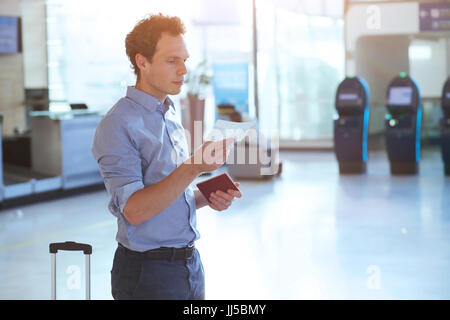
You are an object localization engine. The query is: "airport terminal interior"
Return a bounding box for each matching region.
[1,0,450,299]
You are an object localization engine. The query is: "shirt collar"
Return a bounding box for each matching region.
[126,86,174,113]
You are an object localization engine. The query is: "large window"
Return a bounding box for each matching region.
[46,0,203,112]
[256,0,344,145]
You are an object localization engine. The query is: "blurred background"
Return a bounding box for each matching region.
[1,0,449,300]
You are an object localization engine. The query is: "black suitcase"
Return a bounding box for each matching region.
[49,241,92,300]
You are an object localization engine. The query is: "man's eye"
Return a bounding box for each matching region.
[168,60,175,64]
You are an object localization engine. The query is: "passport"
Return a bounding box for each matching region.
[196,173,240,201]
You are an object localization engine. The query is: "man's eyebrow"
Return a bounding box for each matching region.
[167,55,189,60]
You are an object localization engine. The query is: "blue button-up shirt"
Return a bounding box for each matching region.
[92,86,199,252]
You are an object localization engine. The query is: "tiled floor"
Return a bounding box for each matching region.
[1,149,449,299]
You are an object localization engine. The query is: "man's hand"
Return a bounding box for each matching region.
[207,182,242,211]
[185,138,235,174]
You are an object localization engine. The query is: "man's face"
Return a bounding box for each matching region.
[136,32,189,100]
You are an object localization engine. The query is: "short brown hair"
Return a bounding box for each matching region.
[125,13,186,78]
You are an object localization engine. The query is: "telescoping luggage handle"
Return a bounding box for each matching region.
[50,241,92,254]
[49,241,92,300]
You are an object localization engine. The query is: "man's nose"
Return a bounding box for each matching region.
[178,62,187,76]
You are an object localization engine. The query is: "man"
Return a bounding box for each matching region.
[92,13,242,300]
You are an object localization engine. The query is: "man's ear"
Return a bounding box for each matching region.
[135,53,148,71]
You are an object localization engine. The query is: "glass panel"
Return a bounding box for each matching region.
[45,0,198,112]
[256,0,344,142]
[409,36,449,141]
[191,11,253,133]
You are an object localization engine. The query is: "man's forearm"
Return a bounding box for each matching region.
[123,162,199,225]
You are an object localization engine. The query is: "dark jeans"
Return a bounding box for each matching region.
[111,244,205,300]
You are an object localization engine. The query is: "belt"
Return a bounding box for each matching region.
[118,243,195,260]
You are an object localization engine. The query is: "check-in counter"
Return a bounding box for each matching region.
[0,114,34,200]
[0,110,104,204]
[29,110,103,190]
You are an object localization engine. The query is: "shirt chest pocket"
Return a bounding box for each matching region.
[165,112,190,161]
[170,126,190,164]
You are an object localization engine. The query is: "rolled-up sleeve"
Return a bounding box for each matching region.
[92,115,144,217]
